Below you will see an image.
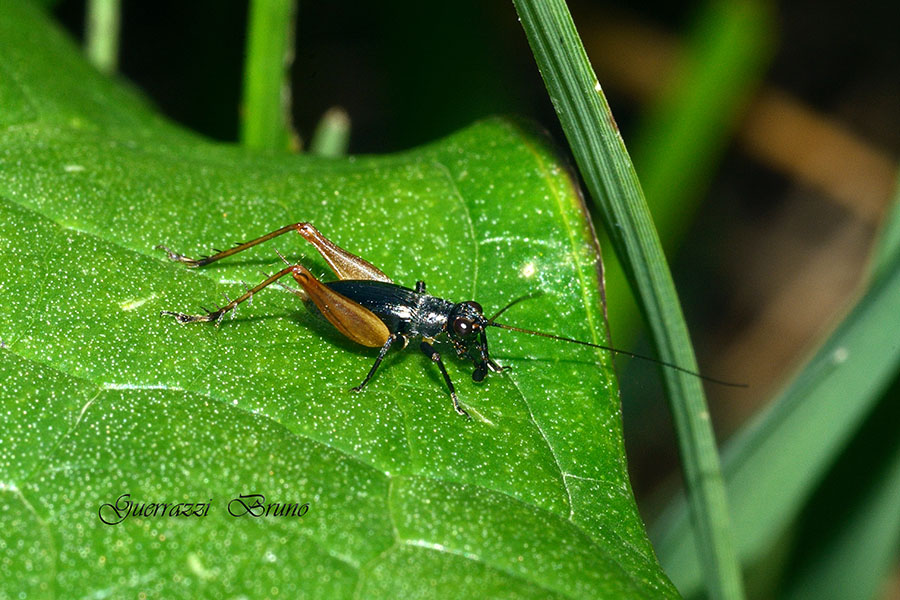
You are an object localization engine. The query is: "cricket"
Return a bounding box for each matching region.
[158,223,742,418]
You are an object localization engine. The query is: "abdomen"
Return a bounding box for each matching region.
[322,280,421,333]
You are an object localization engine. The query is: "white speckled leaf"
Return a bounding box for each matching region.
[0,2,677,598]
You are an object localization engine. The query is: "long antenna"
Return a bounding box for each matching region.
[487,321,747,388]
[489,291,545,321]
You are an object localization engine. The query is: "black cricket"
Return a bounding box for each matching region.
[158,223,741,418]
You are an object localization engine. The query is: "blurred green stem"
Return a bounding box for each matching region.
[84,0,121,74]
[240,0,297,151]
[512,1,744,599]
[872,168,900,277]
[604,0,773,346]
[309,107,351,157]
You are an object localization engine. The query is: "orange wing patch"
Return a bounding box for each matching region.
[291,264,390,348]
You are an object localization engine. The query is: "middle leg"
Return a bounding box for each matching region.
[352,334,404,392]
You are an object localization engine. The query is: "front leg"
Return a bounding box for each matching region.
[472,329,508,381]
[420,340,469,418]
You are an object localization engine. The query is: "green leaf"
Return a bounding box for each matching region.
[0,2,676,597]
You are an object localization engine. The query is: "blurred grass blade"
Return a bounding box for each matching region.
[872,169,900,278]
[604,0,773,342]
[772,170,900,600]
[240,0,297,151]
[84,0,120,74]
[309,106,351,157]
[781,373,900,600]
[654,225,900,597]
[512,1,743,598]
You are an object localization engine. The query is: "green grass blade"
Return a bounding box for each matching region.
[309,107,351,157]
[654,225,900,597]
[240,0,297,151]
[512,1,743,598]
[633,0,772,237]
[84,0,120,74]
[775,170,900,600]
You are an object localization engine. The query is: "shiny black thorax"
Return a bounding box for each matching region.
[323,280,456,339]
[310,280,498,386]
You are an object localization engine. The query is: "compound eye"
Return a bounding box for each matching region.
[464,301,483,314]
[452,317,474,337]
